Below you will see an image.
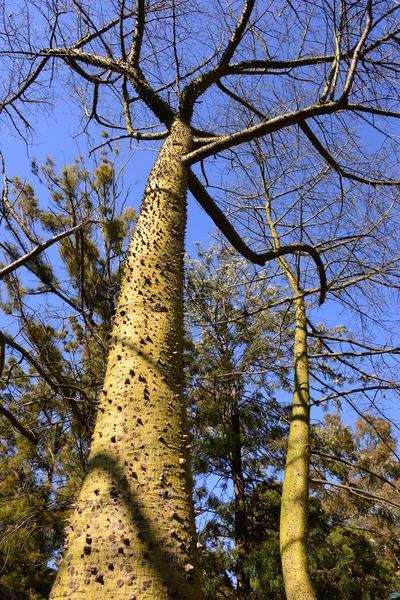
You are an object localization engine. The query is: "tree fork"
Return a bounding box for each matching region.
[50,120,202,600]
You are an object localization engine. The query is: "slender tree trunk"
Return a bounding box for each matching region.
[280,296,316,600]
[231,429,251,600]
[230,381,251,600]
[50,120,202,599]
[263,174,316,599]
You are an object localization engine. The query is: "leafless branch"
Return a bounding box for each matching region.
[0,221,89,280]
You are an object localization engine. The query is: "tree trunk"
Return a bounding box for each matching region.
[229,381,251,600]
[50,120,202,599]
[280,296,316,600]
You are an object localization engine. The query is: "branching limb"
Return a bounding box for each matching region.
[188,171,326,303]
[226,22,400,75]
[0,240,96,324]
[312,478,400,511]
[299,120,400,186]
[0,397,39,445]
[72,10,136,51]
[1,151,38,246]
[320,3,343,103]
[63,56,109,84]
[89,130,169,154]
[128,0,145,66]
[216,80,265,119]
[71,0,113,57]
[348,103,400,119]
[312,384,399,407]
[0,56,50,112]
[341,0,373,99]
[182,99,344,165]
[19,46,176,128]
[180,0,256,120]
[1,332,87,432]
[312,450,400,494]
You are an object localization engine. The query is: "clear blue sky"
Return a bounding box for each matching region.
[1,99,399,435]
[1,107,212,256]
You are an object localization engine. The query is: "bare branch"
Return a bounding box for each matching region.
[1,332,87,432]
[0,56,50,112]
[188,171,326,304]
[299,120,400,186]
[341,0,373,99]
[0,221,89,280]
[0,400,39,445]
[180,0,256,119]
[312,451,400,495]
[128,0,145,66]
[182,100,345,165]
[312,478,400,511]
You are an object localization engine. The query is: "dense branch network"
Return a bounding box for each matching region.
[1,1,399,307]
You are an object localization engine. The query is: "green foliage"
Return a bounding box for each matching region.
[185,242,291,596]
[1,166,400,598]
[0,147,137,598]
[0,429,67,599]
[310,413,400,598]
[185,242,400,600]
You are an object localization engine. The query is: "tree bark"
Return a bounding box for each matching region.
[230,382,251,600]
[50,120,202,599]
[280,296,316,600]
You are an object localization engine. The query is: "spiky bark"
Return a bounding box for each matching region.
[50,120,202,599]
[280,296,316,600]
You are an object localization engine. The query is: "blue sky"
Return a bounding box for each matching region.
[1,96,399,438]
[1,107,212,256]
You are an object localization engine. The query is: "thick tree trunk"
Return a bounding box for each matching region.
[280,296,316,600]
[230,383,251,600]
[50,120,202,599]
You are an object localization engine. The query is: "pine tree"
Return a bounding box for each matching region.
[0,149,136,598]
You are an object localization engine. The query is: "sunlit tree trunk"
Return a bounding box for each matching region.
[280,296,316,600]
[263,182,316,599]
[50,120,202,599]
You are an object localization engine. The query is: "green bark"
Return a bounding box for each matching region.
[263,183,316,599]
[280,296,316,600]
[50,120,202,599]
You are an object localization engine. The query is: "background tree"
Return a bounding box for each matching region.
[184,240,400,599]
[219,111,400,596]
[185,241,292,599]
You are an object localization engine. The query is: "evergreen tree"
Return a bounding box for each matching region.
[185,242,291,598]
[0,149,136,598]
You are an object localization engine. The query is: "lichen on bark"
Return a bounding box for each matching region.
[50,120,202,599]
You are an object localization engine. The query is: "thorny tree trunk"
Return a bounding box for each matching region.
[279,296,316,600]
[263,174,316,599]
[230,381,251,600]
[50,120,202,599]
